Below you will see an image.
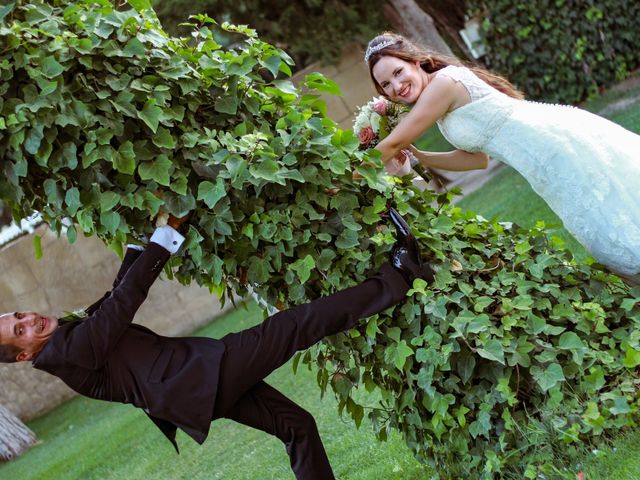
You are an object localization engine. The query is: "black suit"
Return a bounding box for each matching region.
[33,241,409,479]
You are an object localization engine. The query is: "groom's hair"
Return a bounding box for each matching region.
[0,343,20,363]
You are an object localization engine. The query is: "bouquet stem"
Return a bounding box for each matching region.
[409,155,432,183]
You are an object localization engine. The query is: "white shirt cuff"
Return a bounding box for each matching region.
[126,244,145,251]
[150,225,185,254]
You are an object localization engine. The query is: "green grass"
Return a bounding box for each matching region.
[0,302,433,480]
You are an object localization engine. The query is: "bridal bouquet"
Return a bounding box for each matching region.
[352,96,406,149]
[353,97,430,181]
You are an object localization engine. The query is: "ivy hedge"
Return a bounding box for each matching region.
[2,1,640,478]
[469,0,640,103]
[152,0,387,67]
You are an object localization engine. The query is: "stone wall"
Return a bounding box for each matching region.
[0,225,229,421]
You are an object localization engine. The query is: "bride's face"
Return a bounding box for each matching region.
[372,56,426,105]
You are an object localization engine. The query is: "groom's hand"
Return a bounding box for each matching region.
[167,213,190,231]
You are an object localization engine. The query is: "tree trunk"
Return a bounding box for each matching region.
[414,0,473,59]
[0,405,37,462]
[384,0,455,57]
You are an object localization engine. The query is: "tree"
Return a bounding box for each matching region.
[384,0,455,56]
[0,405,36,461]
[413,0,472,58]
[1,1,639,477]
[152,0,388,66]
[152,0,459,66]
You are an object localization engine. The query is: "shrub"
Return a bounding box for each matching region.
[152,0,387,67]
[468,0,640,103]
[1,1,639,477]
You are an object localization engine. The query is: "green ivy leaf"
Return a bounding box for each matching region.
[123,37,145,57]
[388,340,413,370]
[457,350,476,384]
[138,99,163,133]
[152,126,176,149]
[304,72,341,96]
[66,224,77,244]
[531,363,565,391]
[100,210,121,235]
[335,229,359,249]
[43,178,61,208]
[197,179,226,209]
[215,94,238,115]
[558,331,586,350]
[138,154,173,185]
[41,56,64,79]
[623,347,640,368]
[65,187,81,216]
[290,255,315,283]
[250,159,280,182]
[114,141,136,174]
[609,397,630,415]
[0,2,15,22]
[99,191,119,211]
[126,0,152,12]
[476,339,505,365]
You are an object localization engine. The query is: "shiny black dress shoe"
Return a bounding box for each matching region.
[388,207,434,285]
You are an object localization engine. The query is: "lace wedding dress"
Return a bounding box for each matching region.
[435,65,640,278]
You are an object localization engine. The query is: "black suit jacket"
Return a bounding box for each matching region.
[33,242,225,452]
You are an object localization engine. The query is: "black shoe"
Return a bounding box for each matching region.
[388,207,434,285]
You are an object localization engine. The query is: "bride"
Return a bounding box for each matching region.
[364,32,640,282]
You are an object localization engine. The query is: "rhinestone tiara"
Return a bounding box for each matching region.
[364,39,396,63]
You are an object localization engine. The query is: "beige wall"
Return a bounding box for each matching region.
[0,225,229,421]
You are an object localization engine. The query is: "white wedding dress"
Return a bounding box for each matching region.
[435,65,640,278]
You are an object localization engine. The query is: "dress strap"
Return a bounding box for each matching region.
[436,65,496,102]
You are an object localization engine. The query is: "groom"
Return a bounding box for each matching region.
[0,209,431,480]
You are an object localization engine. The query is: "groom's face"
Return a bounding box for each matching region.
[0,311,58,361]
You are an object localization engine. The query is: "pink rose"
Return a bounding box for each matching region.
[358,126,376,145]
[373,99,388,115]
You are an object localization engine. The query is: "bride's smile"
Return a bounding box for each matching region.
[371,56,427,105]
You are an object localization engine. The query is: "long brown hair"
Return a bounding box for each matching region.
[366,33,524,100]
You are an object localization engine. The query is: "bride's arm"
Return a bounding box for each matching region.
[410,147,489,171]
[375,75,460,164]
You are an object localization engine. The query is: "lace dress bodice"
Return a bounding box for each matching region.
[436,66,516,152]
[433,65,640,277]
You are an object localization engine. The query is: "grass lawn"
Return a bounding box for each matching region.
[0,302,433,480]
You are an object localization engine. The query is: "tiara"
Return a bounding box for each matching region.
[364,39,396,63]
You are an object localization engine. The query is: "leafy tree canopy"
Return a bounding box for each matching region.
[152,0,387,66]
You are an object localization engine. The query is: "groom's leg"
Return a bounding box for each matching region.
[214,381,334,480]
[216,263,408,410]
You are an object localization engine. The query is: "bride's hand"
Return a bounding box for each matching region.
[385,149,413,176]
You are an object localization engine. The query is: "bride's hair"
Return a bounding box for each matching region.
[366,33,524,100]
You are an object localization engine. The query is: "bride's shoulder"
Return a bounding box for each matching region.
[430,65,474,91]
[435,65,471,80]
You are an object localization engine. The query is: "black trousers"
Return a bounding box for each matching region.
[211,263,409,480]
